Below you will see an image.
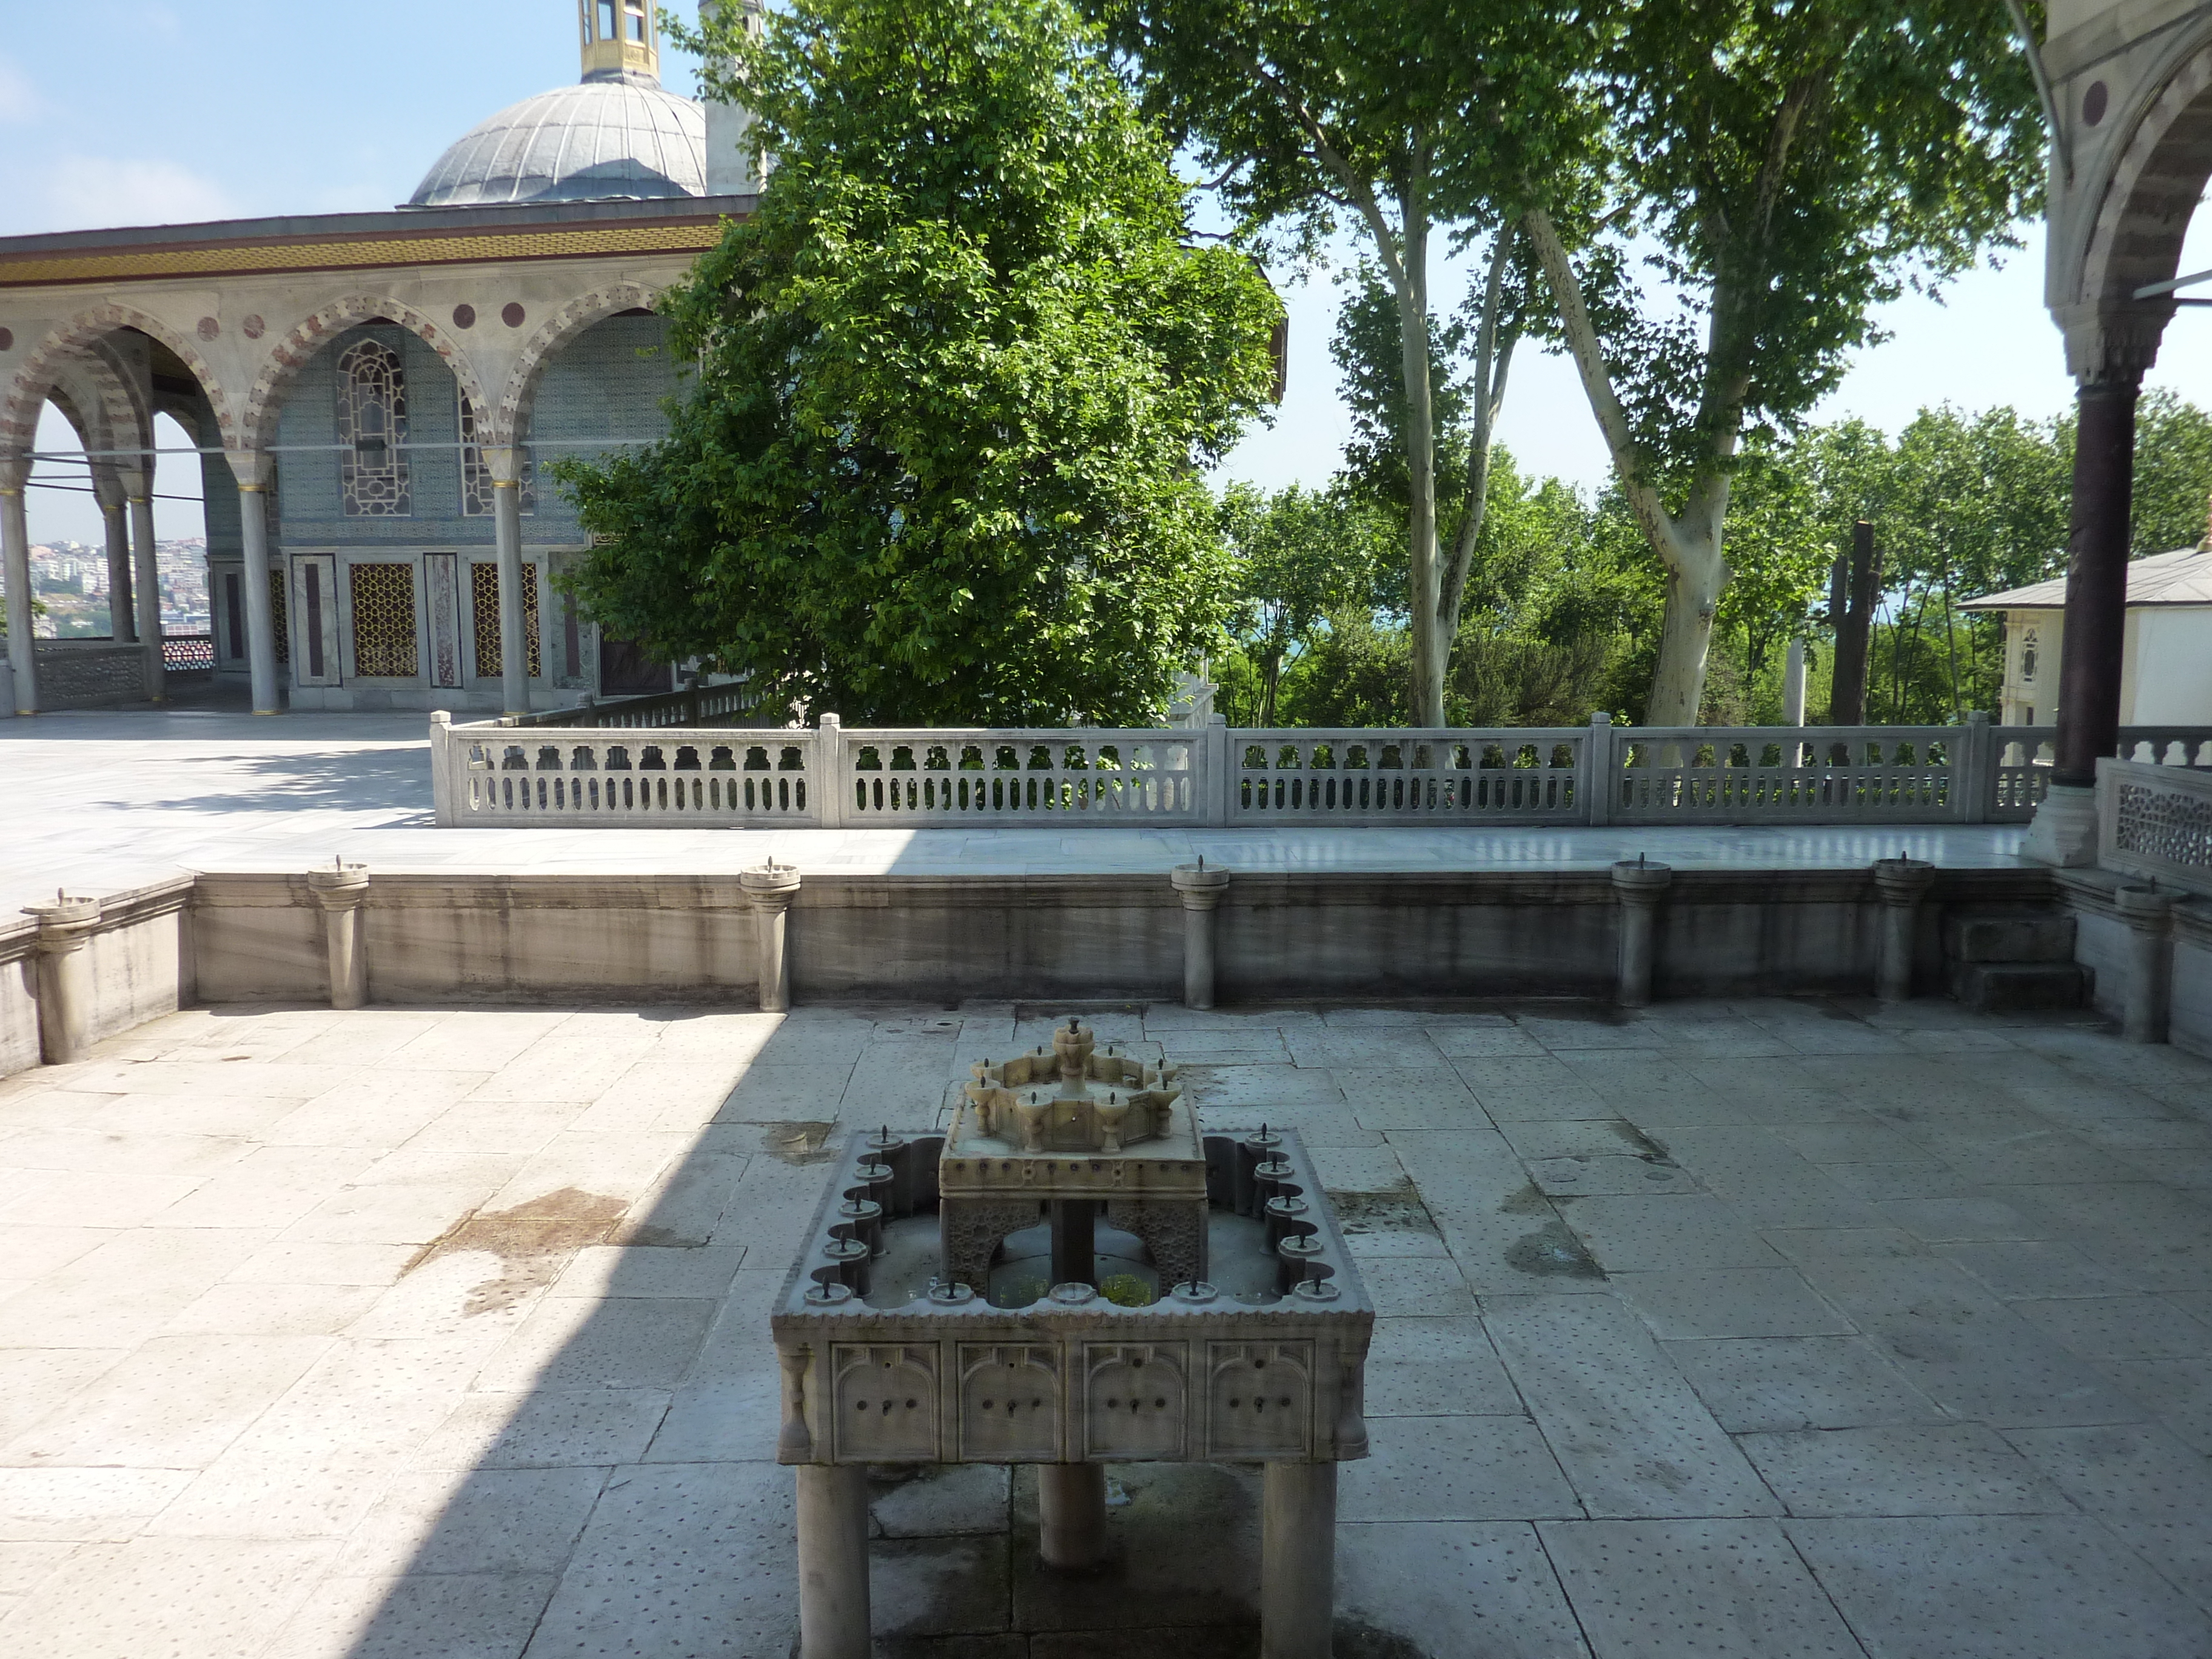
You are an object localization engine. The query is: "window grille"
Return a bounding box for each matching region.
[458,392,535,517]
[350,562,419,677]
[472,561,542,679]
[338,340,410,517]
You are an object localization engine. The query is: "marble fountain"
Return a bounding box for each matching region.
[770,1018,1374,1659]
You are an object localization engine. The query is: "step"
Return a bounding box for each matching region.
[1948,959,2091,1013]
[1944,911,2077,965]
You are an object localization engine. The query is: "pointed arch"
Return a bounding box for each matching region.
[494,281,665,446]
[0,301,228,452]
[240,295,492,454]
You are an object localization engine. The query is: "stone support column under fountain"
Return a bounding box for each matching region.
[2117,884,2174,1044]
[742,862,802,1012]
[1170,861,1231,1009]
[308,862,370,1010]
[1038,1464,1109,1568]
[24,894,100,1064]
[796,1463,870,1659]
[1609,859,1672,1007]
[1872,857,1936,1002]
[1261,1461,1338,1659]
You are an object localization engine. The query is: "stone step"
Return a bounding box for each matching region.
[1949,959,2091,1013]
[1944,910,2077,964]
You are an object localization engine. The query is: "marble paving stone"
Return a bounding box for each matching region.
[1788,1514,2212,1658]
[0,1466,196,1541]
[471,1296,718,1393]
[874,1534,1011,1636]
[1344,1413,1583,1523]
[871,1464,1010,1538]
[1286,1030,1449,1068]
[1008,1463,1261,1631]
[0,1535,338,1659]
[1771,1121,1940,1164]
[1529,1155,1700,1197]
[2004,1422,2212,1612]
[481,1130,690,1214]
[282,1181,488,1245]
[260,1570,560,1659]
[150,1145,387,1228]
[220,1239,423,1287]
[549,1243,747,1300]
[1306,1142,1409,1193]
[411,1389,672,1471]
[1662,1335,1943,1432]
[1758,1227,1926,1265]
[0,1538,76,1597]
[140,1442,401,1541]
[1176,1064,1346,1107]
[0,1349,127,1446]
[1517,1015,1668,1052]
[609,1148,749,1248]
[335,1465,609,1577]
[1825,1161,1976,1202]
[0,1127,258,1178]
[401,1104,586,1156]
[1484,1296,1779,1518]
[521,1461,796,1658]
[161,1279,381,1335]
[0,1332,332,1469]
[1537,1518,1866,1659]
[1738,1424,2068,1516]
[1363,1255,1480,1317]
[1552,1193,1785,1273]
[0,1224,114,1279]
[2010,1294,2212,1359]
[1423,1022,1548,1057]
[1386,1130,1610,1296]
[1608,1269,1855,1340]
[714,1062,857,1122]
[1932,1239,2139,1299]
[1448,1056,1612,1121]
[0,1167,210,1229]
[1499,1119,1670,1162]
[1337,1067,1488,1131]
[261,1073,489,1147]
[1335,1521,1592,1658]
[1363,1316,1524,1417]
[382,1013,575,1074]
[1640,1129,1883,1229]
[642,1375,781,1463]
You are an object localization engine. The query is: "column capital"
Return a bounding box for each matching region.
[2052,303,2163,386]
[89,466,126,512]
[1871,856,1937,905]
[24,894,101,954]
[1609,859,1673,904]
[480,445,526,486]
[307,861,371,912]
[741,862,803,911]
[1170,861,1231,909]
[0,451,28,493]
[226,448,277,491]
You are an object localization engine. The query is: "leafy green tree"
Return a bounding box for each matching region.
[1216,482,1391,725]
[2130,388,2212,555]
[556,0,1281,725]
[1092,0,1578,725]
[1521,0,2046,723]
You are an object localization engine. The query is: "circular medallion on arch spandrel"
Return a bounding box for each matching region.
[196,317,220,341]
[452,304,477,330]
[501,303,526,329]
[0,327,13,352]
[2085,81,2109,127]
[242,315,265,340]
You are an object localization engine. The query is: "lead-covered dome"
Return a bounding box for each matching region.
[407,78,706,208]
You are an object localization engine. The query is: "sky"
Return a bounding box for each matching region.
[12,2,2212,546]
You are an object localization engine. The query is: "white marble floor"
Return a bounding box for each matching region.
[0,710,2033,917]
[2,993,2208,1657]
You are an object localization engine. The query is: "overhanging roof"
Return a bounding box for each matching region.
[1959,546,2212,610]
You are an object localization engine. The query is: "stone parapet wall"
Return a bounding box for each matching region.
[0,641,153,711]
[0,875,194,1074]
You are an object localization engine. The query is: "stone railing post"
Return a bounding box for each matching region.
[1957,711,1992,823]
[1583,711,1614,826]
[24,894,101,1064]
[1170,860,1232,1009]
[2116,883,2174,1045]
[1872,856,1936,1002]
[1609,859,1671,1006]
[428,711,456,825]
[742,860,802,1011]
[307,861,371,1010]
[814,713,845,828]
[1202,713,1231,826]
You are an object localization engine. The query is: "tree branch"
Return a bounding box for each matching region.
[1439,228,1519,637]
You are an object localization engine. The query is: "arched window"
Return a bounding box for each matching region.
[337,339,410,517]
[459,390,535,518]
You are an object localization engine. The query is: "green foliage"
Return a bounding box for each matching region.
[555,0,1281,725]
[1216,481,1393,725]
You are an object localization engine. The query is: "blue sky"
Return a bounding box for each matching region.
[11,2,2212,545]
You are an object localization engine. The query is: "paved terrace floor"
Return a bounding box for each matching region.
[0,711,2029,915]
[2,993,2210,1657]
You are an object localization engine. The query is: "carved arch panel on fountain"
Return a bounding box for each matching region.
[239,295,493,456]
[0,303,229,454]
[493,281,665,449]
[2062,24,2212,381]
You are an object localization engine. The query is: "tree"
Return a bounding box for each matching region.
[1216,482,1390,725]
[1092,0,1580,724]
[555,0,1281,725]
[1521,0,2046,723]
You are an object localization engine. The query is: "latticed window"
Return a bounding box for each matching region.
[472,561,541,679]
[350,562,419,677]
[269,567,288,668]
[338,340,410,517]
[458,392,535,517]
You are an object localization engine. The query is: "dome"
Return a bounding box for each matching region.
[407,78,706,209]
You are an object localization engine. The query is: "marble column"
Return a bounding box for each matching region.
[126,470,164,702]
[1872,857,1936,1002]
[24,894,101,1064]
[229,450,281,715]
[1038,1464,1108,1568]
[742,861,802,1011]
[483,445,529,717]
[1261,1461,1336,1659]
[1,451,38,714]
[1610,859,1672,1007]
[2116,884,2174,1045]
[309,862,371,1010]
[1170,860,1230,1009]
[93,468,135,643]
[796,1464,870,1659]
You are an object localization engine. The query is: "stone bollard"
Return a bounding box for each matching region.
[741,860,802,1013]
[1609,859,1672,1007]
[2116,884,2174,1045]
[1872,857,1936,1002]
[1170,860,1232,1010]
[307,862,371,1010]
[23,894,101,1064]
